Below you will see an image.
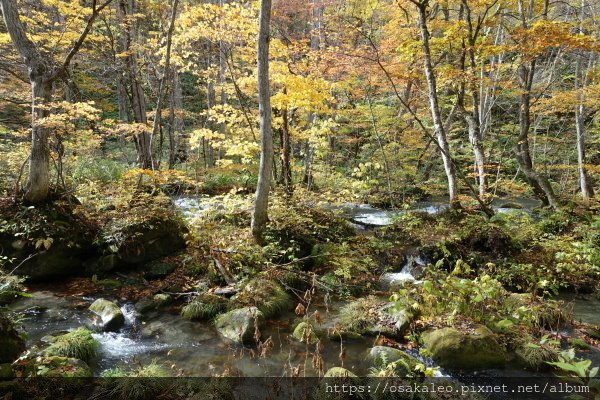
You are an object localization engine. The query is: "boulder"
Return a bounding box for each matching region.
[135,297,156,314]
[89,298,125,332]
[0,316,25,363]
[143,262,176,280]
[292,321,319,344]
[101,216,187,266]
[498,202,523,210]
[0,363,14,378]
[233,278,292,318]
[214,307,264,344]
[337,297,415,339]
[324,367,357,378]
[367,346,420,375]
[421,326,507,370]
[43,327,99,362]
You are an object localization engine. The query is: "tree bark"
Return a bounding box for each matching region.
[415,1,460,207]
[574,0,594,201]
[251,0,274,243]
[121,0,152,169]
[151,0,179,168]
[515,62,560,209]
[281,103,292,194]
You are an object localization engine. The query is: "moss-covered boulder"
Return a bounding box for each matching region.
[89,298,125,331]
[143,262,177,280]
[0,200,100,281]
[43,327,99,362]
[421,326,507,370]
[0,363,14,378]
[324,367,357,378]
[292,321,319,344]
[182,293,229,321]
[99,206,187,267]
[14,356,92,377]
[233,277,292,318]
[214,307,264,344]
[336,296,414,339]
[0,316,25,363]
[367,346,420,375]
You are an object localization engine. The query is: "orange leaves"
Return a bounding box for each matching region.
[510,20,599,57]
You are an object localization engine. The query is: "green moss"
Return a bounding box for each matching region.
[181,293,229,321]
[421,326,507,370]
[23,356,92,377]
[324,367,357,377]
[292,321,319,344]
[44,327,99,362]
[570,338,591,350]
[95,362,170,400]
[234,277,292,318]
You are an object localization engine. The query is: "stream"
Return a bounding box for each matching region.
[8,197,600,391]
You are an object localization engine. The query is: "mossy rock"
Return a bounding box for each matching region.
[89,298,125,332]
[233,277,292,318]
[292,321,319,344]
[182,293,230,321]
[0,316,25,363]
[144,262,177,280]
[135,297,157,314]
[570,338,591,350]
[99,205,188,267]
[44,327,99,362]
[337,296,414,338]
[214,307,265,344]
[324,367,357,378]
[421,326,507,370]
[584,326,600,340]
[367,346,420,375]
[0,363,14,378]
[499,202,524,209]
[15,356,92,377]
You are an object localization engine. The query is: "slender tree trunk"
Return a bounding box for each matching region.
[121,0,152,169]
[303,0,322,189]
[168,68,184,168]
[415,1,460,207]
[251,0,273,243]
[151,0,179,168]
[281,103,292,194]
[515,62,560,208]
[575,56,594,201]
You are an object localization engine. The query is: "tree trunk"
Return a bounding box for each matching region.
[515,62,560,209]
[575,56,594,201]
[251,0,273,243]
[121,0,152,169]
[151,0,179,168]
[168,68,185,168]
[281,104,292,194]
[25,77,53,202]
[416,2,460,207]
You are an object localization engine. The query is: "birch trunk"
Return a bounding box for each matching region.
[416,2,460,207]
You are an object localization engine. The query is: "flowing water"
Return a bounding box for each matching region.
[7,196,598,391]
[11,291,375,377]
